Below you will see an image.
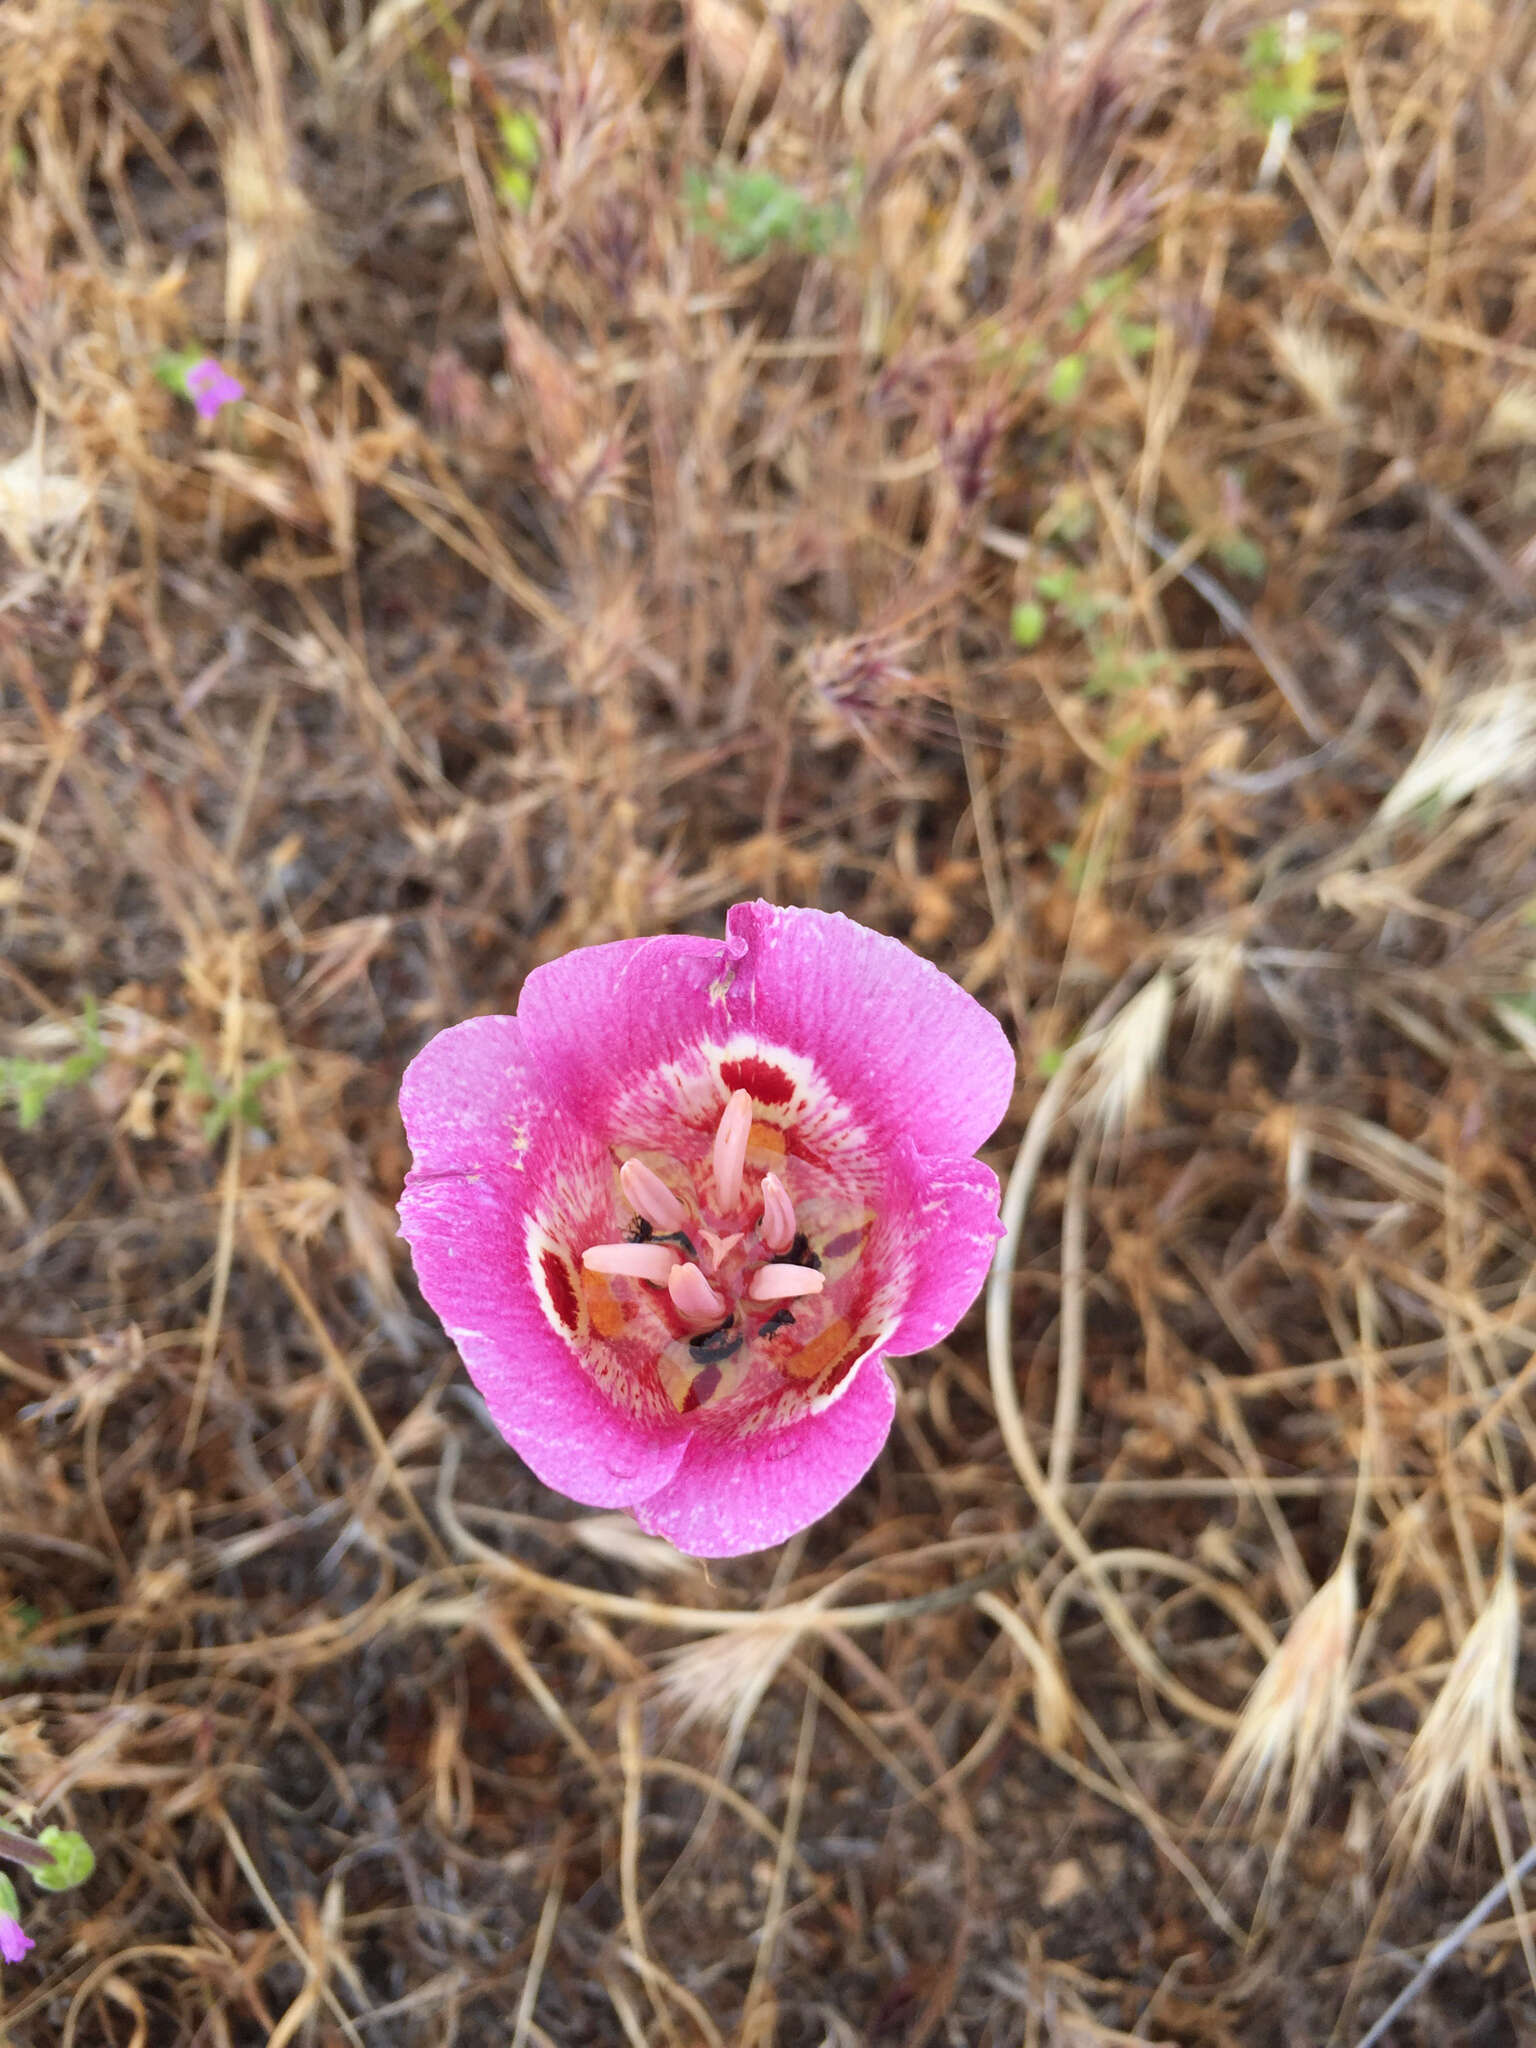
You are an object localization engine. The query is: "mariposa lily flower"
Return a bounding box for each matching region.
[399,901,1014,1557]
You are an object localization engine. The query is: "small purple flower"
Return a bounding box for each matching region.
[183,357,244,421]
[399,902,1014,1557]
[0,1913,32,1964]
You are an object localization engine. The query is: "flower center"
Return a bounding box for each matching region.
[576,1089,866,1420]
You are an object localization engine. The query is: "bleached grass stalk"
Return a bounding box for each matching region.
[1351,1837,1536,2048]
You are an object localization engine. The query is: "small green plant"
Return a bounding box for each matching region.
[1212,530,1267,580]
[1009,599,1046,649]
[685,166,852,263]
[0,1001,105,1130]
[181,1047,288,1143]
[1240,23,1340,128]
[1046,353,1088,405]
[0,1823,94,1960]
[494,107,540,209]
[31,1830,94,1893]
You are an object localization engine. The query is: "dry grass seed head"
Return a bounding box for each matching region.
[1377,663,1536,825]
[655,1616,811,1739]
[1270,320,1359,428]
[1208,1556,1357,1838]
[1394,1543,1525,1867]
[1075,969,1175,1144]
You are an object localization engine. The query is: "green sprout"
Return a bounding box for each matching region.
[685,166,852,263]
[0,1000,106,1130]
[1240,23,1341,128]
[32,1830,94,1893]
[494,107,540,209]
[181,1046,288,1143]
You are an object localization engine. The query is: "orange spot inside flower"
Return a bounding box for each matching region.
[584,1274,627,1338]
[781,1315,853,1383]
[747,1121,785,1162]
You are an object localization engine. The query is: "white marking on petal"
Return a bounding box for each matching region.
[668,1260,728,1324]
[618,1157,690,1234]
[747,1263,827,1302]
[759,1170,796,1254]
[712,1088,753,1213]
[582,1242,680,1285]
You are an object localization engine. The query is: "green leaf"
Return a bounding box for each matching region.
[496,109,540,169]
[687,165,851,263]
[0,1874,18,1920]
[1214,532,1267,581]
[495,165,533,209]
[1009,600,1046,649]
[1116,318,1158,358]
[32,1828,94,1893]
[1046,354,1087,405]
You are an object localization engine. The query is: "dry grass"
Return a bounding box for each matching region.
[3,0,1536,2040]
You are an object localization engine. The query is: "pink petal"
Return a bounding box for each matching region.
[513,931,732,1132]
[631,1352,897,1557]
[398,1018,687,1506]
[883,1148,1004,1358]
[512,903,1015,1162]
[720,903,1015,1158]
[400,1174,687,1508]
[398,1014,538,1180]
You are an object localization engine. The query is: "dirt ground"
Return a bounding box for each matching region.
[3,1,1536,2042]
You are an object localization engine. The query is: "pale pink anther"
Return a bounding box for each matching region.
[618,1157,690,1235]
[668,1260,728,1325]
[583,1241,680,1286]
[699,1229,743,1271]
[712,1088,753,1213]
[759,1170,796,1255]
[747,1263,827,1303]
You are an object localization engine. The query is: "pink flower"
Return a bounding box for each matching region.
[398,901,1014,1557]
[183,357,244,420]
[0,1914,32,1964]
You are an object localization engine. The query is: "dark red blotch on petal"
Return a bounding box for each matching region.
[541,1249,581,1333]
[681,1364,723,1412]
[720,1055,795,1106]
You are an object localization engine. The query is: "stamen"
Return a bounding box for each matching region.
[583,1241,680,1286]
[618,1158,690,1235]
[747,1263,827,1303]
[759,1170,796,1254]
[668,1260,728,1324]
[712,1088,753,1213]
